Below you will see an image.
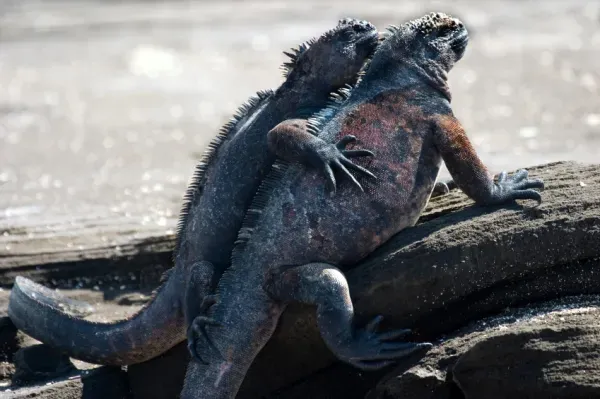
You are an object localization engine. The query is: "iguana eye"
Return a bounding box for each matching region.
[340,29,355,41]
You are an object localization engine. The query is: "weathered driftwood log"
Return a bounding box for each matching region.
[128,161,600,398]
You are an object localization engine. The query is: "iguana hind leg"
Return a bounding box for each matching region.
[187,294,221,364]
[265,262,432,370]
[268,119,376,192]
[183,261,216,363]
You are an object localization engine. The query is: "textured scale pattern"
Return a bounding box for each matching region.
[7,17,383,370]
[173,89,273,261]
[186,12,543,399]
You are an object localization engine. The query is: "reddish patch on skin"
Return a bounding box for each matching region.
[338,90,428,153]
[435,114,491,180]
[335,90,432,201]
[434,114,497,201]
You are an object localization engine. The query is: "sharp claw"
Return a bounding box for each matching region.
[380,341,425,352]
[514,178,544,191]
[187,341,208,364]
[340,157,377,179]
[365,315,384,333]
[187,326,209,364]
[188,315,224,363]
[324,163,337,193]
[377,328,412,341]
[511,189,543,204]
[342,149,374,158]
[336,135,357,149]
[335,160,364,192]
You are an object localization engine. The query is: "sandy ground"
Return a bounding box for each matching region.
[0,0,599,248]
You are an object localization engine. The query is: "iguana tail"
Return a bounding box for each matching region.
[8,271,186,365]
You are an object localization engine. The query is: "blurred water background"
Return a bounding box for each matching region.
[0,0,598,233]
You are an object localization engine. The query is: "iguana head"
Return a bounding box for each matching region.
[280,18,380,96]
[376,12,468,73]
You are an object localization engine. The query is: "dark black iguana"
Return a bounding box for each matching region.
[8,19,381,366]
[181,12,544,398]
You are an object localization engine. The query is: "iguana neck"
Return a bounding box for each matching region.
[273,82,342,118]
[411,59,452,102]
[364,58,452,103]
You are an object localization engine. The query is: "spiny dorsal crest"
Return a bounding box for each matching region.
[172,89,274,261]
[303,82,355,136]
[280,17,375,78]
[229,161,290,264]
[280,39,316,78]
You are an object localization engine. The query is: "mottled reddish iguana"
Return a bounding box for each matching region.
[181,12,544,398]
[8,18,381,365]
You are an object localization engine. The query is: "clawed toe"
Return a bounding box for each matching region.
[187,324,208,364]
[319,135,376,192]
[491,169,545,205]
[338,316,432,371]
[336,135,357,149]
[187,295,221,364]
[346,340,432,370]
[510,188,543,204]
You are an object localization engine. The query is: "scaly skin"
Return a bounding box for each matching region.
[182,12,544,398]
[8,19,381,366]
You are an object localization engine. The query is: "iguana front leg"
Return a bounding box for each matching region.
[433,115,544,204]
[268,119,376,192]
[265,263,432,369]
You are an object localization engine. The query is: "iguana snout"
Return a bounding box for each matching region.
[412,12,469,65]
[289,18,379,90]
[370,12,469,77]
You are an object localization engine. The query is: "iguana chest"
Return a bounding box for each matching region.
[256,91,442,267]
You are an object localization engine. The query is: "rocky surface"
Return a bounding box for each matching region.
[2,161,598,398]
[369,296,600,399]
[238,161,600,397]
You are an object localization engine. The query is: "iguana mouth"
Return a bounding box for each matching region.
[450,30,469,51]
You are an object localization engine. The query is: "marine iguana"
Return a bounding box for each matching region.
[181,12,544,398]
[8,19,381,366]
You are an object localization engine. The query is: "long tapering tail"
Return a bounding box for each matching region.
[8,274,186,365]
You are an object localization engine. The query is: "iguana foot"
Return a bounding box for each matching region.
[268,119,376,192]
[335,315,432,370]
[323,135,376,192]
[265,262,431,372]
[187,295,222,364]
[488,169,544,205]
